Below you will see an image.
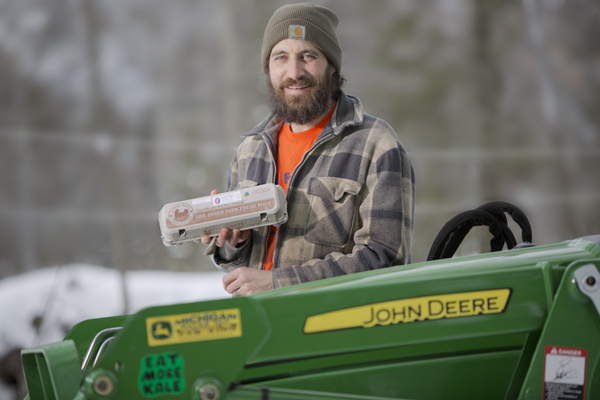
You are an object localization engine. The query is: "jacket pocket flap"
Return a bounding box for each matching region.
[233,180,260,190]
[308,177,362,202]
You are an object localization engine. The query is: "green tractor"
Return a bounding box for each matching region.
[21,203,600,399]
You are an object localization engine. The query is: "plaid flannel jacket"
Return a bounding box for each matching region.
[205,91,415,288]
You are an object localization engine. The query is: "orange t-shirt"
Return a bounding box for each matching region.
[263,104,336,271]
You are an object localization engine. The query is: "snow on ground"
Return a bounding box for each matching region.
[0,264,228,356]
[0,265,229,399]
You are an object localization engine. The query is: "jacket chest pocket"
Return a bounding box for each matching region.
[304,177,362,247]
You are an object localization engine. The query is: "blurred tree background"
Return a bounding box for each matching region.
[0,0,599,278]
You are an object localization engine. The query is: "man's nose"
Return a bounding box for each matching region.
[286,58,305,80]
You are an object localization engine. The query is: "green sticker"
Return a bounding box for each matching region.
[139,352,185,397]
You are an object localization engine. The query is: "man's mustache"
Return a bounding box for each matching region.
[278,76,317,91]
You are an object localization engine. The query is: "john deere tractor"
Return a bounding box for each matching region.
[20,202,600,399]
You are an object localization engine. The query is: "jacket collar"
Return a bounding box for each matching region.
[241,90,364,139]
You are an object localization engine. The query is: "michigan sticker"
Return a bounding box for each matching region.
[146,308,241,347]
[304,288,511,334]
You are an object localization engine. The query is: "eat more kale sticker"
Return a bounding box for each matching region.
[139,352,184,397]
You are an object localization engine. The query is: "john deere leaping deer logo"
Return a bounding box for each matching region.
[151,322,173,340]
[168,203,194,226]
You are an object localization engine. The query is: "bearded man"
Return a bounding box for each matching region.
[202,3,415,297]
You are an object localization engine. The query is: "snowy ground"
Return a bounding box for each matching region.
[0,264,228,399]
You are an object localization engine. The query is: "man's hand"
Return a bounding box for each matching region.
[200,190,251,247]
[223,267,273,297]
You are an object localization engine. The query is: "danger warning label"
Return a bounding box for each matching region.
[544,346,587,400]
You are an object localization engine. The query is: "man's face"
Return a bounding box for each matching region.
[267,39,336,126]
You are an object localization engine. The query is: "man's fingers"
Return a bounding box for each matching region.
[201,227,250,247]
[223,276,234,292]
[228,229,241,247]
[215,227,231,247]
[222,268,242,291]
[222,267,272,297]
[222,267,253,295]
[226,282,241,295]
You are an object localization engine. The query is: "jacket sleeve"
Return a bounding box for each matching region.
[271,128,415,288]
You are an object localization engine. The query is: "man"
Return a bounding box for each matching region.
[202,3,415,297]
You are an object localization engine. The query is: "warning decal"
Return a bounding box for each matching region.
[544,346,587,400]
[146,308,242,347]
[303,288,511,334]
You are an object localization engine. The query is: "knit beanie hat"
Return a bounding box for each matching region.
[262,3,342,73]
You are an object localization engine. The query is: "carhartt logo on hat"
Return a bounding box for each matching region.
[288,25,305,40]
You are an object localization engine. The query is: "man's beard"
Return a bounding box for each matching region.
[267,71,336,126]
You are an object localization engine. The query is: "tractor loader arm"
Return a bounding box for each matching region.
[21,236,600,400]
